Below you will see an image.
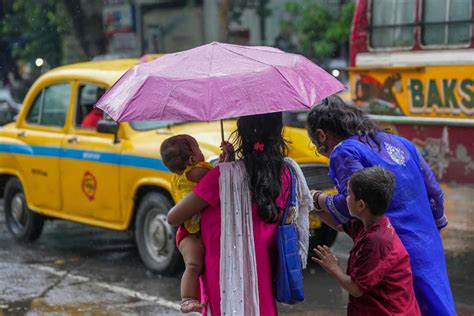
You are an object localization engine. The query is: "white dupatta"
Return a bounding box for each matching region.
[219,161,259,315]
[218,158,312,315]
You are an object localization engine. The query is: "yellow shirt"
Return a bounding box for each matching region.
[171,161,213,233]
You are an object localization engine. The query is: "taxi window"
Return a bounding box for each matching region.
[25,91,44,124]
[25,83,71,127]
[75,84,106,129]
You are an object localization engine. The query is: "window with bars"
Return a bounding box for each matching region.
[370,0,416,48]
[422,0,472,46]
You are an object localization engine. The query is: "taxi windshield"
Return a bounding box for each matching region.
[130,120,186,131]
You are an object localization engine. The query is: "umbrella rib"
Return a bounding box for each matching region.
[216,41,287,55]
[272,65,310,107]
[206,44,216,121]
[155,78,181,120]
[219,44,286,67]
[219,45,308,106]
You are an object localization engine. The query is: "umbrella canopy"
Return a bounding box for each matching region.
[96,42,345,122]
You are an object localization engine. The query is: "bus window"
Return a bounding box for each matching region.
[422,0,472,46]
[371,0,416,48]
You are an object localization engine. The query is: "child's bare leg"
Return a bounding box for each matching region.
[178,234,204,312]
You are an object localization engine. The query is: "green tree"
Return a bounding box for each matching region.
[1,0,106,97]
[0,1,21,86]
[0,0,66,68]
[283,1,354,60]
[0,0,69,100]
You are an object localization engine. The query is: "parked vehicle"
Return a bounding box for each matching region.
[0,58,336,274]
[0,87,21,126]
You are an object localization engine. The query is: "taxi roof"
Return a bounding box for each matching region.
[40,58,156,87]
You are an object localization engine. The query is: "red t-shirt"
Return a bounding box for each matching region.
[344,216,421,316]
[81,108,103,128]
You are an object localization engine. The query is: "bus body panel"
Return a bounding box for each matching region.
[349,0,474,225]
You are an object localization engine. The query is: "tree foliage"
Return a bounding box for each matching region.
[0,0,67,68]
[282,1,354,60]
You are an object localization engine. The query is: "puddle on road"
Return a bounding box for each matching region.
[0,297,139,315]
[0,298,32,315]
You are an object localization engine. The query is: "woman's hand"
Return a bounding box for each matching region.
[309,191,343,231]
[310,190,323,211]
[312,245,340,275]
[219,141,235,162]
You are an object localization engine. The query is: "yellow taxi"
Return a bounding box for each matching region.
[0,58,335,274]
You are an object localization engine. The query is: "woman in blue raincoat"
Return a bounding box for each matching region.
[307,96,455,316]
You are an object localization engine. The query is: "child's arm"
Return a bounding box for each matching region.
[312,245,363,297]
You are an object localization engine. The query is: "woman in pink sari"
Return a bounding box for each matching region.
[168,112,310,315]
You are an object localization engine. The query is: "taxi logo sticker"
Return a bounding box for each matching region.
[82,171,97,201]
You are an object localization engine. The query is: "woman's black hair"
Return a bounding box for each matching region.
[307,95,383,149]
[233,112,289,223]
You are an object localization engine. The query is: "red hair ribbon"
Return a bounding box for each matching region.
[253,142,264,152]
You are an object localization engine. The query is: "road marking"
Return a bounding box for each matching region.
[32,264,181,311]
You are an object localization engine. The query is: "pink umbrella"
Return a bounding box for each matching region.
[96,42,345,123]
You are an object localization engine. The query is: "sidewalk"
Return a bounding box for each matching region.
[0,263,185,315]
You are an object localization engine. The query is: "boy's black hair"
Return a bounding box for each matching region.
[160,135,195,174]
[349,166,395,216]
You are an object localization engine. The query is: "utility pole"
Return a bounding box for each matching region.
[133,0,143,55]
[204,0,222,42]
[256,0,270,45]
[219,0,229,41]
[257,0,266,44]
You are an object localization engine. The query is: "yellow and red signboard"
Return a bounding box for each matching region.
[349,65,474,185]
[349,65,474,119]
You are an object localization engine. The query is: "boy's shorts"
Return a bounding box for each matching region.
[176,225,190,248]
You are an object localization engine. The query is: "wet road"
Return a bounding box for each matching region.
[1,199,473,315]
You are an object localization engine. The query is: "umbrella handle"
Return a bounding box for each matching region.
[220,119,224,143]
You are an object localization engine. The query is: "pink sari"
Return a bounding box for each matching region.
[193,166,291,315]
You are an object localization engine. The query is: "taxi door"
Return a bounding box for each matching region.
[17,82,71,211]
[59,83,122,224]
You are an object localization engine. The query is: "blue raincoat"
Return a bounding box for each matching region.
[326,131,455,316]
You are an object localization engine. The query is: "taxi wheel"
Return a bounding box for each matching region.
[135,192,183,275]
[4,177,44,242]
[309,223,338,249]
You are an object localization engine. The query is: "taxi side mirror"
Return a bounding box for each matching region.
[97,119,118,134]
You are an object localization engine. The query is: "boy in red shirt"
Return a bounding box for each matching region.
[312,166,420,316]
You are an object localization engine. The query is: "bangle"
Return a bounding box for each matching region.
[312,191,322,210]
